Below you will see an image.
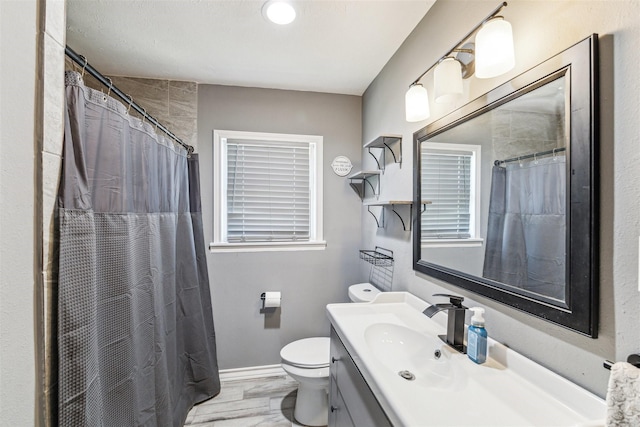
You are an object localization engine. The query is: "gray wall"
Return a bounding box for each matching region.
[198,85,363,369]
[1,1,39,424]
[1,0,66,424]
[0,0,65,426]
[361,0,640,397]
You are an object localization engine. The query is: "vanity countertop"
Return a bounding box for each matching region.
[327,292,605,426]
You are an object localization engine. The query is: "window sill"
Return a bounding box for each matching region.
[209,240,327,253]
[422,238,484,248]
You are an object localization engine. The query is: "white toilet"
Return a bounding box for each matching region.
[280,283,381,426]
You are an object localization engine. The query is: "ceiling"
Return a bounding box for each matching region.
[65,0,435,96]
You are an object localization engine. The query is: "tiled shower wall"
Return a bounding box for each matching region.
[69,65,199,149]
[40,0,67,425]
[491,109,565,161]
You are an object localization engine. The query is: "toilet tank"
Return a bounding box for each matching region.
[348,283,381,303]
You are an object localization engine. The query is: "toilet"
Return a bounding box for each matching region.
[280,283,381,426]
[348,282,382,302]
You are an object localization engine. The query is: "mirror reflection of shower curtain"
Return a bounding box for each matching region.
[483,156,566,300]
[57,71,220,426]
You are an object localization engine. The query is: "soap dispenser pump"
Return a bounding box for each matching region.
[467,307,487,364]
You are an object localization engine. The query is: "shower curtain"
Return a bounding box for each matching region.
[482,156,566,300]
[57,71,220,426]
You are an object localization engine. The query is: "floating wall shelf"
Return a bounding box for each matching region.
[364,135,403,172]
[364,200,412,230]
[420,200,433,213]
[363,200,432,231]
[348,170,381,200]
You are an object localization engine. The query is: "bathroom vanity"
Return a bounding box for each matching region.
[326,292,606,426]
[329,328,391,427]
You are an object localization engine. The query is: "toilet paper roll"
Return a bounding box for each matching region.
[263,291,281,308]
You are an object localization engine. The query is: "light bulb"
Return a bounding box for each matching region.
[434,58,464,104]
[263,1,296,25]
[405,83,430,122]
[475,17,515,79]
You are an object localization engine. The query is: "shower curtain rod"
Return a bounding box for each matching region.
[65,45,194,155]
[494,147,566,166]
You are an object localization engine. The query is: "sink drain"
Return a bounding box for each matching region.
[398,370,415,381]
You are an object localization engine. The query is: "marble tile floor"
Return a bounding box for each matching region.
[185,374,320,427]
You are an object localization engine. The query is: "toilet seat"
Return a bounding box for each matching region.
[280,337,330,368]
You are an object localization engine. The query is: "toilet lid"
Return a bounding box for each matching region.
[280,337,330,368]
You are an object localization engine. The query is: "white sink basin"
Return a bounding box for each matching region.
[364,323,457,389]
[327,292,605,426]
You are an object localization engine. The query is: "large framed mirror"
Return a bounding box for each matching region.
[412,35,598,336]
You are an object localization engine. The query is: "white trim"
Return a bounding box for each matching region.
[210,240,327,253]
[310,140,324,241]
[219,364,287,381]
[422,238,484,248]
[212,129,324,248]
[213,130,224,244]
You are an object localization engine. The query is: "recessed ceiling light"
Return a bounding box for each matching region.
[263,0,296,25]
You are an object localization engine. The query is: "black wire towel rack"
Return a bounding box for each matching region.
[359,247,394,267]
[603,354,640,370]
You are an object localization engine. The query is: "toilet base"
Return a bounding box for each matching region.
[293,383,328,426]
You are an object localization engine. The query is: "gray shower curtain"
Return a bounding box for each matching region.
[57,71,220,426]
[483,156,566,300]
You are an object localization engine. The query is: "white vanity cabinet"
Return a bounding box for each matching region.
[329,328,392,427]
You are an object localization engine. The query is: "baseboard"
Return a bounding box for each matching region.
[219,364,286,381]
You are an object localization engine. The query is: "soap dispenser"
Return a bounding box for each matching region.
[467,307,487,364]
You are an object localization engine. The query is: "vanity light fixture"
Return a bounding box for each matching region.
[434,57,464,104]
[475,17,515,78]
[405,83,430,122]
[263,0,296,25]
[405,2,514,122]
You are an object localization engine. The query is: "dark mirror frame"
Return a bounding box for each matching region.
[412,35,599,337]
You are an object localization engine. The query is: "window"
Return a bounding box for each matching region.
[211,130,325,252]
[421,143,481,245]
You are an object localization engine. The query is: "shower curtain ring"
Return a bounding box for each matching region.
[103,77,112,102]
[126,94,133,114]
[80,55,87,77]
[141,108,147,125]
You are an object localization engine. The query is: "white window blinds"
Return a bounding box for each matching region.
[421,149,472,239]
[226,139,311,243]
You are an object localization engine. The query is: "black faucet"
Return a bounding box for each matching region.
[423,293,467,353]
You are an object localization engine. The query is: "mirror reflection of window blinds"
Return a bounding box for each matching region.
[226,140,310,242]
[421,150,472,239]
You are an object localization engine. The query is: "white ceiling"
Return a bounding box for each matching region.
[65,0,435,95]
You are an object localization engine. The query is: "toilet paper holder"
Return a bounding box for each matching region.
[260,292,282,310]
